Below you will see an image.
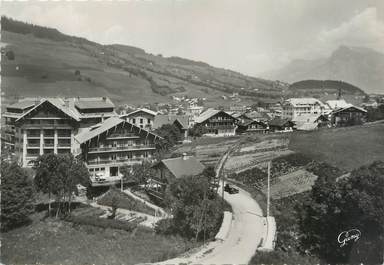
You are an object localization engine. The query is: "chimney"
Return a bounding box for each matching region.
[182,153,188,160]
[64,98,70,107]
[102,96,107,102]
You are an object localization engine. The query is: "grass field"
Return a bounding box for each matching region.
[289,122,384,171]
[1,214,197,265]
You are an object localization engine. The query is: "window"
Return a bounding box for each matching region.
[132,118,136,124]
[147,118,151,124]
[140,118,143,124]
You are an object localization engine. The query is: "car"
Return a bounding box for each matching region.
[224,184,239,194]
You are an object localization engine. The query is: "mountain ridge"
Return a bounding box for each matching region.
[266,45,384,94]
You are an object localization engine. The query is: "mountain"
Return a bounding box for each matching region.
[266,45,384,94]
[286,80,367,105]
[0,16,281,107]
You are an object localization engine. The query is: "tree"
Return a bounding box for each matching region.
[5,50,15,60]
[1,161,35,231]
[33,154,90,217]
[154,124,182,151]
[188,124,207,138]
[120,161,152,187]
[299,161,384,264]
[159,174,223,241]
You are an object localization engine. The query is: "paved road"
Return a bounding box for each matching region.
[157,182,267,265]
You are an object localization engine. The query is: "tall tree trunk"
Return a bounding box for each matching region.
[68,190,72,214]
[48,191,52,217]
[55,193,62,219]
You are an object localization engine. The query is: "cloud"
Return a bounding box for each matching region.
[317,7,384,53]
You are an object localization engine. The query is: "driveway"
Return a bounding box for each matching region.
[157,182,267,265]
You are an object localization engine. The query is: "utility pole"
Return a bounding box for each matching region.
[267,160,271,217]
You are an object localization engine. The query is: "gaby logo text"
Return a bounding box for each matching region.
[337,229,361,247]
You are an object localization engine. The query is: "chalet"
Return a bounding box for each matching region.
[74,117,162,187]
[244,110,272,122]
[120,108,158,130]
[148,154,205,200]
[3,97,117,167]
[194,108,238,136]
[236,118,268,134]
[268,118,294,132]
[330,106,367,127]
[325,99,351,110]
[152,115,189,139]
[292,114,329,131]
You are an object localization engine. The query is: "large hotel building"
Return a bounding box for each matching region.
[2,97,162,186]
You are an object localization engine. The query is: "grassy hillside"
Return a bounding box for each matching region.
[1,16,281,106]
[289,122,384,171]
[286,79,367,105]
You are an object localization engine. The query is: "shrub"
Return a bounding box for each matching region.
[250,250,320,265]
[1,161,35,231]
[5,50,15,60]
[154,218,174,235]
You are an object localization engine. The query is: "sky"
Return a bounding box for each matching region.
[1,0,384,77]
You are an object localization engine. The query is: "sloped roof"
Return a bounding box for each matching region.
[8,97,117,121]
[153,115,189,129]
[268,117,293,127]
[285,98,325,107]
[245,111,271,121]
[16,98,80,122]
[240,119,267,127]
[331,105,367,114]
[160,156,205,179]
[326,99,351,110]
[122,108,158,118]
[75,99,114,110]
[75,116,162,144]
[194,108,236,124]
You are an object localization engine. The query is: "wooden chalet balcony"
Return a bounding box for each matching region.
[27,143,40,148]
[57,134,71,138]
[27,134,40,138]
[87,157,145,165]
[209,118,234,122]
[206,124,236,129]
[106,133,140,140]
[88,144,155,154]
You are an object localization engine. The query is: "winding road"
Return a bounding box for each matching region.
[156,141,269,265]
[156,182,267,265]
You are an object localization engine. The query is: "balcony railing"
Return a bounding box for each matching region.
[88,144,155,153]
[206,124,236,129]
[58,144,71,148]
[27,143,40,148]
[87,157,145,165]
[27,134,40,138]
[209,118,234,122]
[57,134,71,138]
[106,133,140,140]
